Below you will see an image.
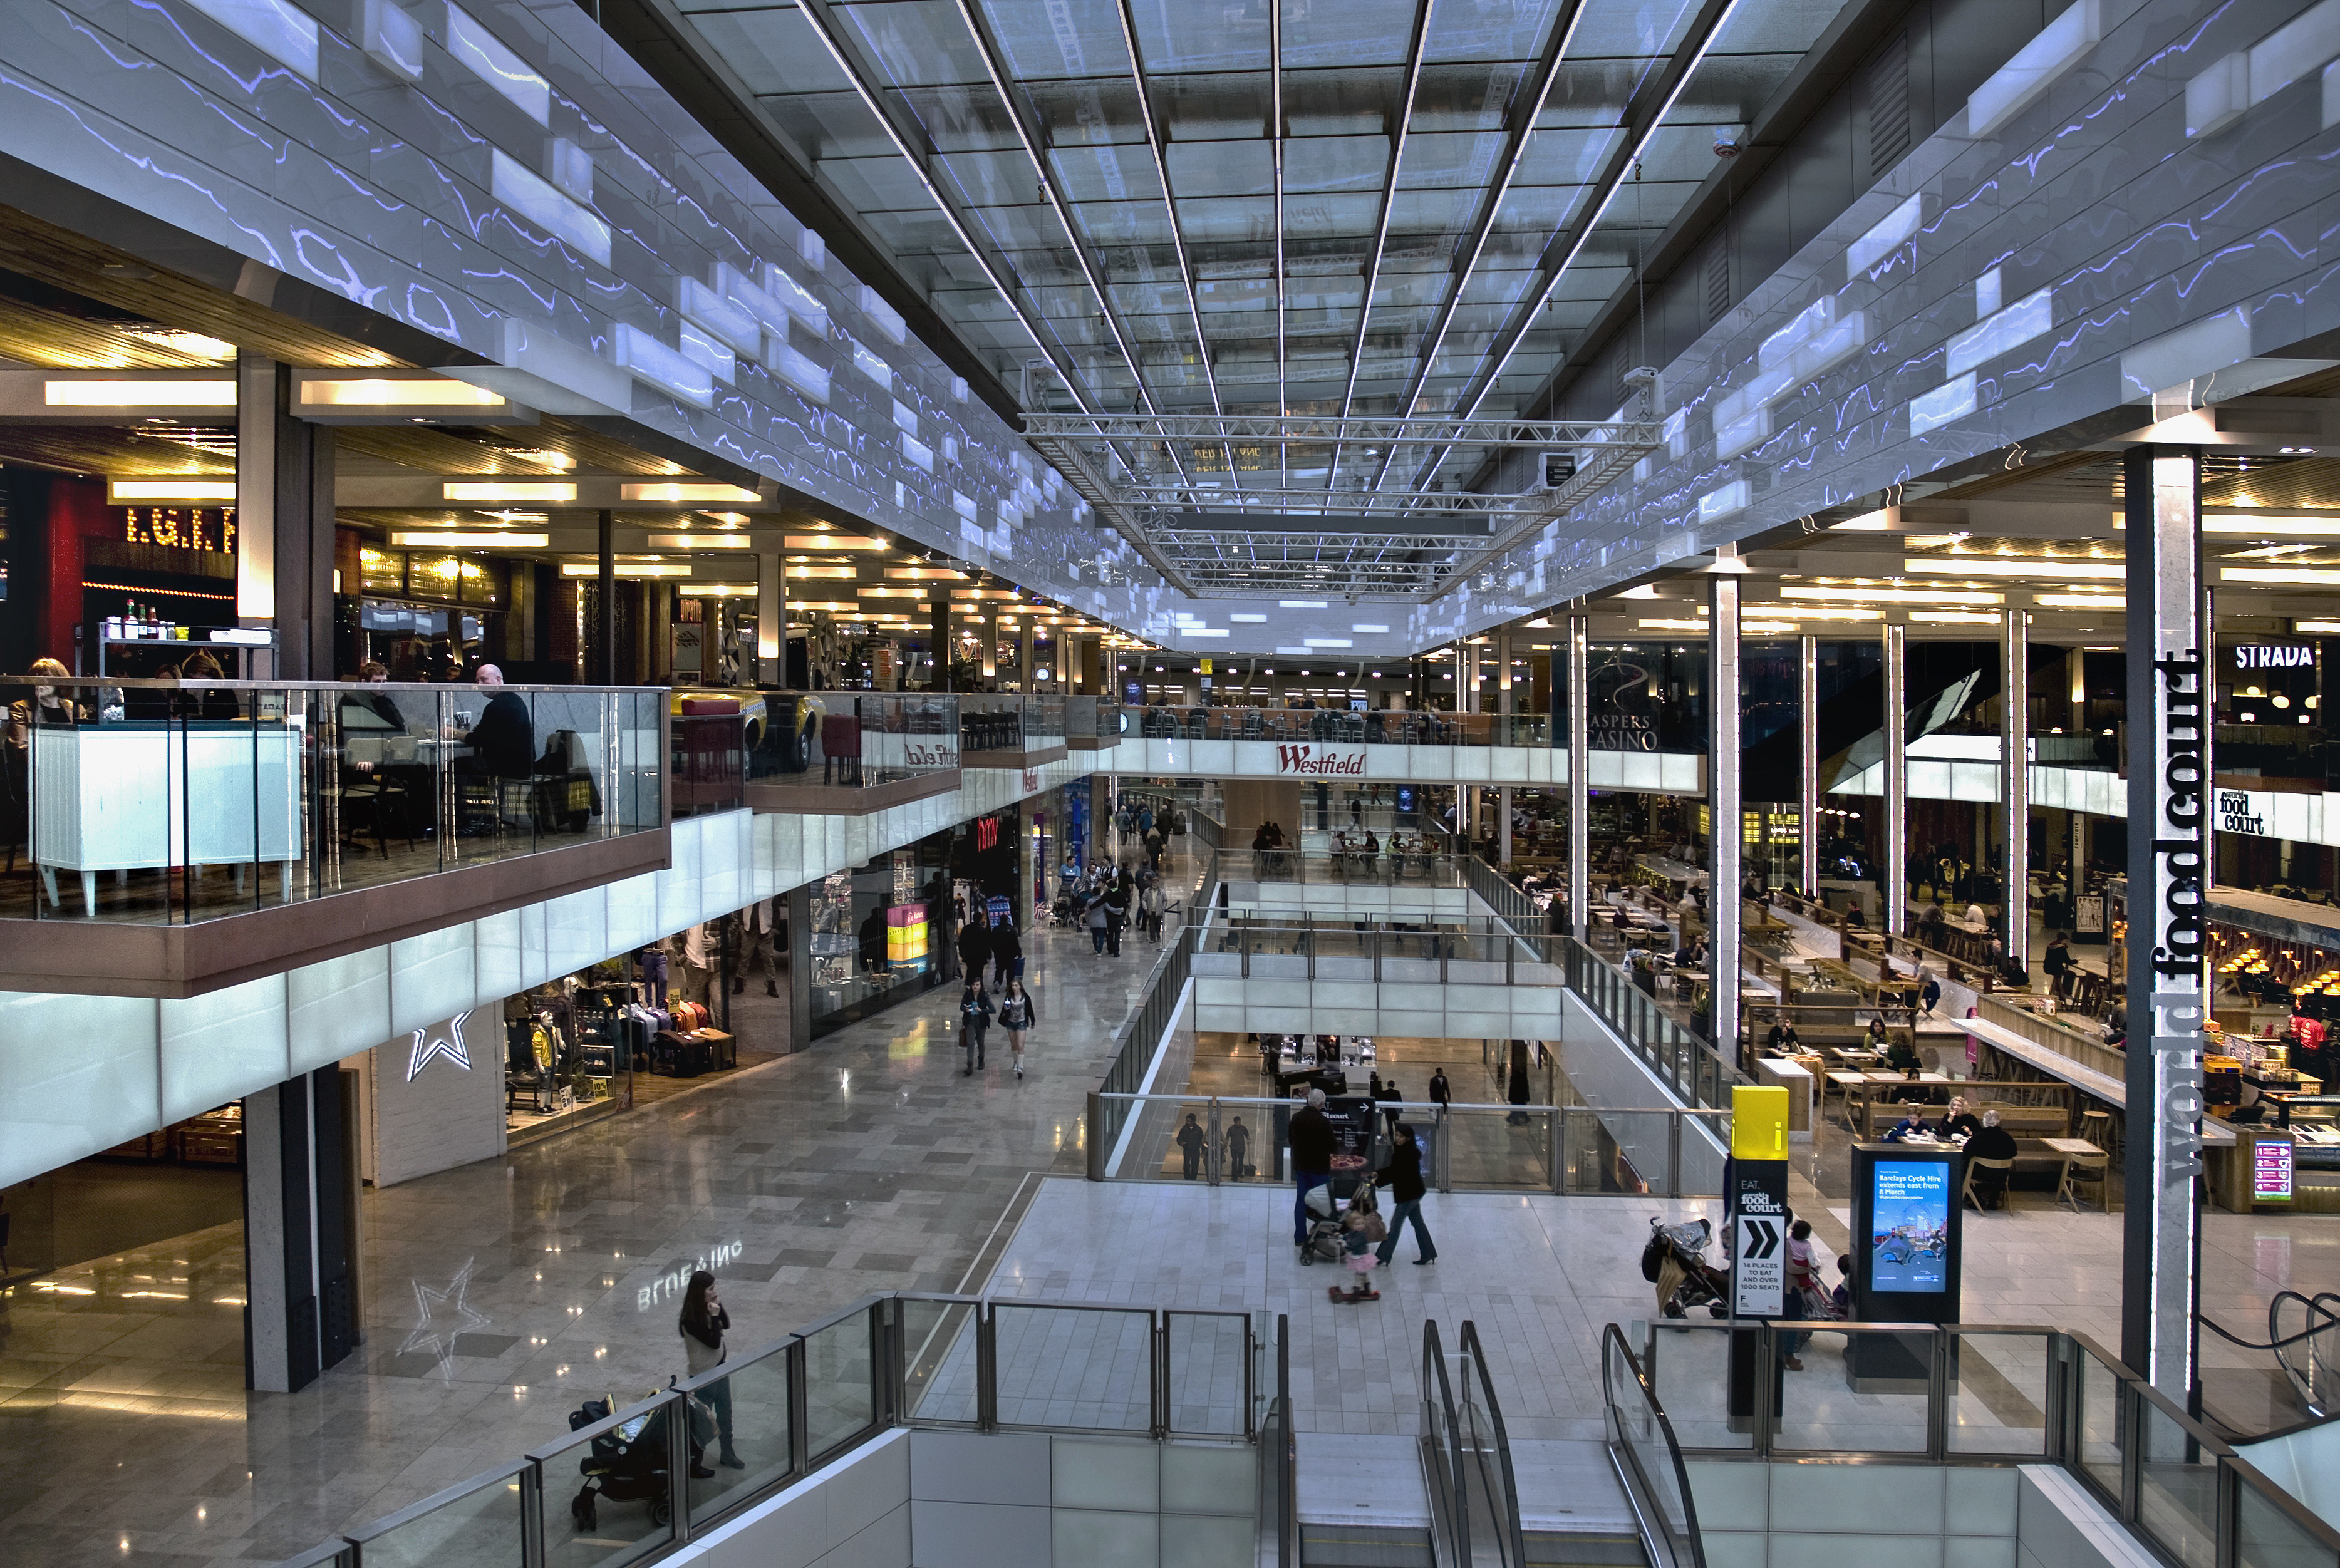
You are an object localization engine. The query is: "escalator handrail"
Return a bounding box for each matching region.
[1600,1323,1708,1568]
[1458,1321,1529,1568]
[1422,1319,1469,1567]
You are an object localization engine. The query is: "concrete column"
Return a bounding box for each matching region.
[1882,619,1908,937]
[1568,614,1590,941]
[757,553,785,685]
[598,510,616,685]
[2002,609,2031,971]
[982,605,998,689]
[235,354,276,636]
[1498,627,1513,865]
[785,882,814,1054]
[236,356,335,676]
[1019,619,1034,692]
[1710,575,1742,1061]
[242,1068,360,1393]
[2122,443,2205,1406]
[1798,633,1820,897]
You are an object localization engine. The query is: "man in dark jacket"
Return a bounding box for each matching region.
[1287,1088,1335,1249]
[958,912,992,984]
[1428,1068,1451,1108]
[1964,1110,2020,1209]
[1102,874,1132,956]
[458,665,534,778]
[987,918,1022,993]
[1176,1113,1206,1179]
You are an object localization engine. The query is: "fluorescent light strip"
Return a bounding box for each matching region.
[110,480,236,502]
[2222,567,2340,585]
[1911,611,2006,625]
[623,483,758,503]
[559,562,692,579]
[1779,585,2003,606]
[1904,557,2123,579]
[647,534,750,550]
[2204,516,2340,537]
[2036,593,2126,609]
[391,531,547,547]
[53,380,236,408]
[445,482,576,502]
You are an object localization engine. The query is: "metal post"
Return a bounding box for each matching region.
[1710,571,1742,1065]
[598,509,617,686]
[2003,609,2031,972]
[665,1396,696,1539]
[1151,1311,1170,1438]
[2123,442,2205,1408]
[1086,1091,1105,1180]
[1927,1326,1952,1462]
[976,1305,998,1431]
[1798,633,1820,897]
[1882,619,1908,937]
[1207,1096,1221,1186]
[519,1463,547,1564]
[1548,1106,1564,1193]
[1568,614,1590,941]
[1436,1105,1452,1192]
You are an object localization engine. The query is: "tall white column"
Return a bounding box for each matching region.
[1498,626,1513,866]
[756,552,785,685]
[1882,619,1908,937]
[2002,609,2031,971]
[982,605,999,688]
[1568,614,1591,942]
[2123,442,2206,1407]
[1710,574,1743,1061]
[1798,633,1820,897]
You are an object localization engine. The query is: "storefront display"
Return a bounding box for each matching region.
[807,837,955,1038]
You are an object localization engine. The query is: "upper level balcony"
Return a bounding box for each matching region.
[741,691,961,815]
[0,677,671,997]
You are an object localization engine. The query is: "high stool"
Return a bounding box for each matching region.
[2078,1107,2112,1147]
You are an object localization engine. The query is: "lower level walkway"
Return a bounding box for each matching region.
[0,845,1205,1568]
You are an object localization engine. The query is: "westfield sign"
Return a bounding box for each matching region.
[1275,744,1367,776]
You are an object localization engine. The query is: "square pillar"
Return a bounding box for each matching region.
[982,605,998,688]
[2002,609,2031,970]
[931,594,953,690]
[1798,633,1820,897]
[757,552,786,685]
[1709,575,1742,1062]
[1882,619,1908,937]
[2121,443,2206,1406]
[1568,613,1590,941]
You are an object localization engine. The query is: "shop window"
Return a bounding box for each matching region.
[361,546,406,596]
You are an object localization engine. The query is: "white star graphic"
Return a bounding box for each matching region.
[406,1009,474,1081]
[397,1258,492,1368]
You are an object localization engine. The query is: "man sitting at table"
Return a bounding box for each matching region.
[453,665,535,780]
[1964,1111,2020,1207]
[1765,1016,1801,1055]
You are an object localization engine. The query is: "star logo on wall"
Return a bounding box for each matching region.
[406,1009,474,1081]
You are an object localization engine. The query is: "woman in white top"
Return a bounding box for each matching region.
[679,1271,740,1473]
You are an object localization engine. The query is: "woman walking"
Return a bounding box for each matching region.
[1000,977,1037,1078]
[678,1271,740,1474]
[1373,1124,1438,1267]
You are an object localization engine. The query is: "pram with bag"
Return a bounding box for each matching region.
[1300,1174,1377,1265]
[1642,1217,1731,1319]
[566,1394,677,1530]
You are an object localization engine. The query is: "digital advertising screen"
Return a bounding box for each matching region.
[1870,1160,1952,1293]
[2254,1139,2296,1203]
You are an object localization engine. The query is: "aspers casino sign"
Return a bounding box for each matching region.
[1274,744,1367,776]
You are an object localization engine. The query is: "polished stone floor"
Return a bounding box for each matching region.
[0,844,1207,1568]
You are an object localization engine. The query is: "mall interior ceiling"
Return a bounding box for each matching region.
[0,0,2336,677]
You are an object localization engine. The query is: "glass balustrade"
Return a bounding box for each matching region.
[743,690,958,794]
[4,678,665,923]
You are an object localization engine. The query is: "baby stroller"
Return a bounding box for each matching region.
[1050,892,1081,929]
[1642,1217,1731,1319]
[567,1395,675,1530]
[1300,1174,1376,1265]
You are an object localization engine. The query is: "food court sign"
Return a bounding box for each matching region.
[1274,744,1367,776]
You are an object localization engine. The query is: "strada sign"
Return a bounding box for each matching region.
[1274,744,1367,776]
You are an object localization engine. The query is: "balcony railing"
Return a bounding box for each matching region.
[0,677,663,924]
[742,690,959,793]
[1127,705,1553,746]
[955,693,1065,753]
[277,1291,1263,1568]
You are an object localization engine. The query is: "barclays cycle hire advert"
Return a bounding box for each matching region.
[1869,1161,1952,1294]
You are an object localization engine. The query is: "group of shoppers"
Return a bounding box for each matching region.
[955,907,1036,1077]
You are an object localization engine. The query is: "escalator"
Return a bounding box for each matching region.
[1417,1320,1654,1568]
[1737,642,1999,807]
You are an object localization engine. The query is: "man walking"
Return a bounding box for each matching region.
[1288,1088,1335,1254]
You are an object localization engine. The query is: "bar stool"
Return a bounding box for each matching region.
[2078,1107,2112,1147]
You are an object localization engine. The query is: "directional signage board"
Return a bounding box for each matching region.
[1730,1160,1789,1319]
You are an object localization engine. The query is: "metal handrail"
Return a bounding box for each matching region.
[1608,1318,2340,1568]
[1421,1319,1472,1567]
[279,1290,1261,1567]
[1600,1324,1707,1568]
[1459,1321,1528,1568]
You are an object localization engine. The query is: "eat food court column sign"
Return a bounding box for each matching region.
[2123,442,2206,1408]
[1726,1084,1789,1429]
